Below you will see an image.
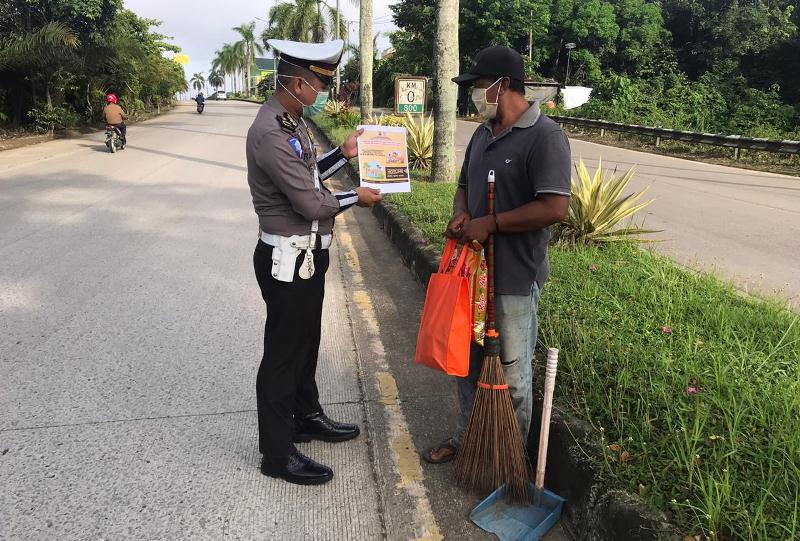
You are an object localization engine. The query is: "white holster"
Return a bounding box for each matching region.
[260,231,333,283]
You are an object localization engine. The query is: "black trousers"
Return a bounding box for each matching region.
[253,240,330,460]
[111,123,127,143]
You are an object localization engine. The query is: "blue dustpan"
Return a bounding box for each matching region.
[470,483,565,541]
[472,348,566,541]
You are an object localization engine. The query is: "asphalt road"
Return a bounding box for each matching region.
[456,119,800,307]
[0,102,569,540]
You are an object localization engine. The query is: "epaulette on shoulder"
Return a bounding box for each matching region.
[276,112,298,135]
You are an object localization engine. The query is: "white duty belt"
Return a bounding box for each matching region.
[260,231,333,282]
[262,117,329,283]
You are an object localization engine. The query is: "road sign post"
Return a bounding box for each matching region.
[394,77,427,115]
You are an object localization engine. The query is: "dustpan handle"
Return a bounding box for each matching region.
[535,348,559,492]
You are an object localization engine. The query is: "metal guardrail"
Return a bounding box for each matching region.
[550,115,800,156]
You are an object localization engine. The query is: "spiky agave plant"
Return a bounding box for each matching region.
[554,158,659,244]
[405,113,434,170]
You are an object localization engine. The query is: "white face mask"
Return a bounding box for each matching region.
[471,78,504,120]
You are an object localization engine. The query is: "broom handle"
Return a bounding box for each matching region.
[535,348,560,492]
[486,170,496,332]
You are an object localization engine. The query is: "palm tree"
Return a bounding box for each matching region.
[233,21,265,96]
[213,42,241,94]
[430,0,459,182]
[208,70,225,92]
[261,0,346,48]
[190,72,205,94]
[359,0,373,118]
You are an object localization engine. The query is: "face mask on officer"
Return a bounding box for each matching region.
[471,77,505,120]
[278,74,329,116]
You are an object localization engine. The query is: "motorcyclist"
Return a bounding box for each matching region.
[103,93,127,148]
[194,92,205,112]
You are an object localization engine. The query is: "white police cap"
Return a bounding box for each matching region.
[268,39,344,82]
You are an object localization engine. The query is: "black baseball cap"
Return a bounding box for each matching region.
[452,46,525,85]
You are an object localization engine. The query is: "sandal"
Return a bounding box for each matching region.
[421,437,459,464]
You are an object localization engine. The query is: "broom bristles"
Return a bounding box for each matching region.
[455,352,533,505]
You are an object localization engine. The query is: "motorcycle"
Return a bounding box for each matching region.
[196,101,205,114]
[105,125,123,153]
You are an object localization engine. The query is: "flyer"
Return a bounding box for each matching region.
[356,124,412,193]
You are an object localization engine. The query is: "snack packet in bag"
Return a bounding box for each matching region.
[467,247,488,345]
[443,242,487,345]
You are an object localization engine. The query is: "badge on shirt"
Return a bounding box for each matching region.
[287,137,303,158]
[276,113,298,135]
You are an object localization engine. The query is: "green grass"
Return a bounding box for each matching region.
[390,180,800,541]
[542,244,799,541]
[315,120,800,540]
[384,177,456,248]
[311,112,352,148]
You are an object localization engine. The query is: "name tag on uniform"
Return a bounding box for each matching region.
[287,137,303,158]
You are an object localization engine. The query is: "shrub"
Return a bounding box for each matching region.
[404,113,434,170]
[27,105,77,134]
[366,113,408,127]
[553,159,658,244]
[324,100,361,131]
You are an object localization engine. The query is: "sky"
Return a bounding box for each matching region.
[123,0,398,90]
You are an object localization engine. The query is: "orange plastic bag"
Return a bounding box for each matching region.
[415,239,472,376]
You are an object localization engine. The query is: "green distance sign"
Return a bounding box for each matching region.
[398,103,424,113]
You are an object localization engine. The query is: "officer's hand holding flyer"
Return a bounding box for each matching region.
[356,124,412,193]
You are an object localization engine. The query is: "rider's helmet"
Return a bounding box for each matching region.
[106,93,118,104]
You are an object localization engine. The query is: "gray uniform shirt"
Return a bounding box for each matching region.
[458,104,571,295]
[246,96,348,236]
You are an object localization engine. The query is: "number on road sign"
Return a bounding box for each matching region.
[395,77,426,115]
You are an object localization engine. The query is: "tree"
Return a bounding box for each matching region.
[213,43,241,94]
[0,0,186,126]
[359,0,373,117]
[261,0,346,46]
[430,0,459,182]
[190,72,205,93]
[233,21,264,96]
[208,70,225,92]
[660,0,796,79]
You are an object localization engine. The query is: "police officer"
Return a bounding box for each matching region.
[246,39,382,486]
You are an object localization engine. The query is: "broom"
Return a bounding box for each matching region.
[454,169,532,504]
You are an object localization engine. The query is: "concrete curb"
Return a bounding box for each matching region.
[308,118,678,541]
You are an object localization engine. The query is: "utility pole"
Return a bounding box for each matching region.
[528,10,533,61]
[564,42,576,86]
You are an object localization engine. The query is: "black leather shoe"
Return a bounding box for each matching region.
[293,412,361,443]
[260,452,333,485]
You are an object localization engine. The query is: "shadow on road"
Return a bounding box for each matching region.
[75,144,247,172]
[143,124,247,140]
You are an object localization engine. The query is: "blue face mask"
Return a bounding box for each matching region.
[304,89,329,116]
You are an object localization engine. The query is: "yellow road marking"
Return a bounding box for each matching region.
[337,215,443,541]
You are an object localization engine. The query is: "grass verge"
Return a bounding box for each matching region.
[315,115,800,539]
[315,115,800,541]
[389,178,799,540]
[386,177,799,540]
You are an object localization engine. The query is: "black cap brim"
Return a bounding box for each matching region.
[452,73,480,85]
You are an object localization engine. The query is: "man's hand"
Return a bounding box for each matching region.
[354,187,382,207]
[460,215,497,244]
[445,211,471,239]
[340,128,364,159]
